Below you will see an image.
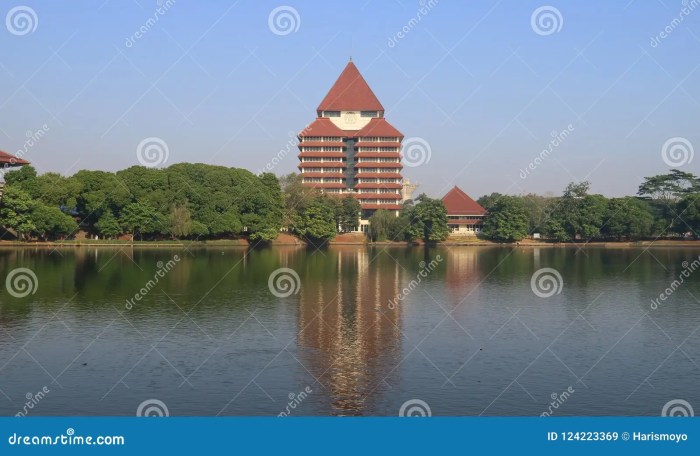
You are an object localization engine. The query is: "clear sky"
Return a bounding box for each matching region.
[1,0,699,198]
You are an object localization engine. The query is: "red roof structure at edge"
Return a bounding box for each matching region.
[0,150,30,166]
[442,186,486,215]
[317,61,384,112]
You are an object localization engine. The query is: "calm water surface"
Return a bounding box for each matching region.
[0,246,698,416]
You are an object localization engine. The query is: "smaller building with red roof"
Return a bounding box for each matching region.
[441,186,486,235]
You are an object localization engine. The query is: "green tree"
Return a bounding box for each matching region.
[242,173,284,242]
[0,186,36,240]
[368,209,394,241]
[477,192,505,211]
[602,197,654,240]
[339,196,360,232]
[168,204,192,239]
[296,196,337,242]
[637,170,700,237]
[280,172,317,229]
[95,211,122,239]
[481,195,529,242]
[120,202,166,240]
[637,170,699,201]
[545,182,607,241]
[3,166,39,198]
[674,195,700,237]
[405,194,450,242]
[31,203,77,240]
[190,220,209,238]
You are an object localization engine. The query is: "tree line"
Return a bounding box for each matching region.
[478,170,700,242]
[1,166,697,244]
[0,164,285,241]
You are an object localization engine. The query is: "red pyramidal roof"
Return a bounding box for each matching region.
[442,186,486,215]
[317,61,384,113]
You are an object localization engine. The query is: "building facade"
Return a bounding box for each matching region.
[298,60,404,230]
[442,186,487,235]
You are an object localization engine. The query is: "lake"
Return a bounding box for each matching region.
[0,245,698,416]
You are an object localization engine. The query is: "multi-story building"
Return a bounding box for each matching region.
[298,60,404,230]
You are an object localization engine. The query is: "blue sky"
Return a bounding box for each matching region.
[1,0,699,198]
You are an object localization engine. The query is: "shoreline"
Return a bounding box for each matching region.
[2,239,700,248]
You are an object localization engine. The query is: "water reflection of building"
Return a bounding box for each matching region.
[297,247,403,415]
[445,248,483,302]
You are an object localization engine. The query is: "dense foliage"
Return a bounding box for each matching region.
[478,170,700,243]
[2,166,698,245]
[1,164,284,241]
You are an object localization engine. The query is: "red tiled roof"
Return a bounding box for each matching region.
[448,219,484,225]
[355,172,402,179]
[355,152,401,159]
[317,61,384,112]
[297,152,345,158]
[300,172,344,178]
[361,204,403,210]
[356,118,403,139]
[0,150,30,166]
[299,118,347,137]
[298,162,345,169]
[356,193,402,200]
[355,162,402,169]
[298,141,345,148]
[354,183,402,189]
[442,186,486,216]
[305,183,347,189]
[355,142,401,148]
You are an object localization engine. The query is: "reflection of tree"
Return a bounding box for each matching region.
[297,247,403,416]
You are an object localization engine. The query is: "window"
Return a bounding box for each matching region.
[361,111,378,117]
[323,111,340,117]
